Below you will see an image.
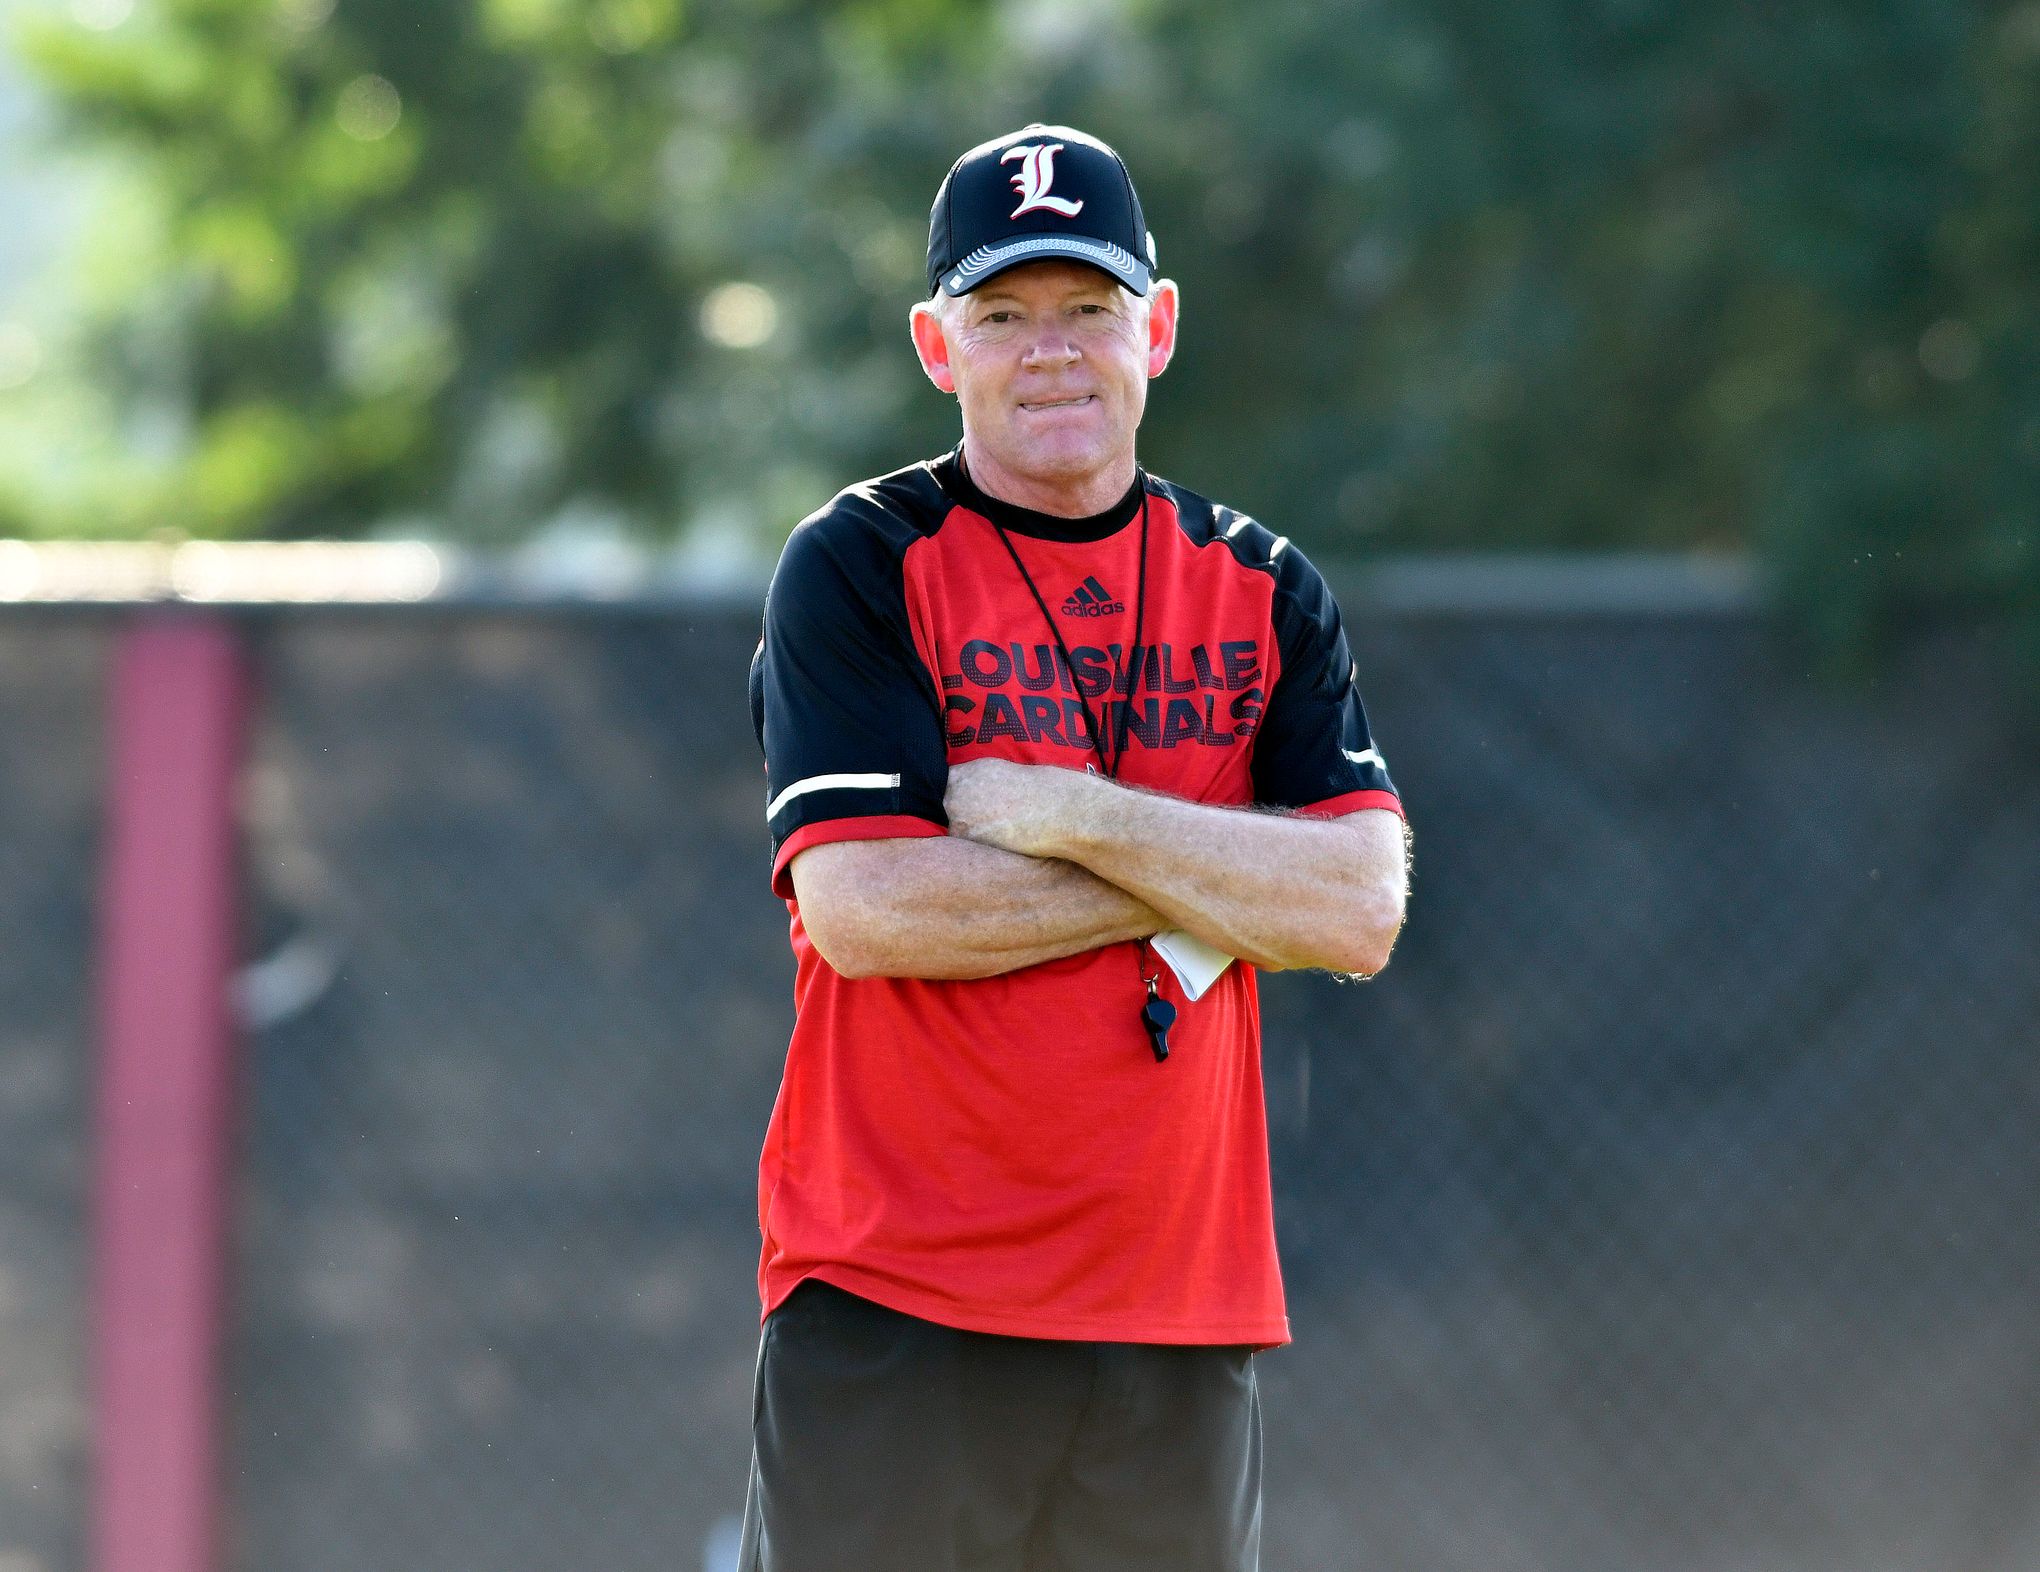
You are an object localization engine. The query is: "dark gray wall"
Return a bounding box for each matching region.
[3,594,2035,1572]
[0,620,103,1572]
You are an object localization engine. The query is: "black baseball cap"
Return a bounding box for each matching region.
[926,124,1156,298]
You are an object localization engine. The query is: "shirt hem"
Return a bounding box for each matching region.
[766,1262,1293,1349]
[1296,788,1403,820]
[772,814,947,898]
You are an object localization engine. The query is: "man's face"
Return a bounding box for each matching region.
[912,260,1178,496]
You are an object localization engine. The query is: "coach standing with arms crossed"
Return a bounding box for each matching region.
[743,124,1410,1572]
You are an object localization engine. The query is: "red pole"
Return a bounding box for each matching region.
[91,613,247,1572]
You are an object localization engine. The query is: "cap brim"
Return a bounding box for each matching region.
[941,235,1152,297]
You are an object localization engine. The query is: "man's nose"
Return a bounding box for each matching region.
[1020,333,1079,369]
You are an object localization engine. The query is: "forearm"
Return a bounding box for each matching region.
[1034,782,1407,974]
[789,834,1164,980]
[1068,792,1405,972]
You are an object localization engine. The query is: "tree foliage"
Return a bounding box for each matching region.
[8,0,2039,671]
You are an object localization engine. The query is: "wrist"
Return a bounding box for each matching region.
[1036,768,1115,863]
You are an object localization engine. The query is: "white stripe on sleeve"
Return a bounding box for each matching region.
[766,771,902,820]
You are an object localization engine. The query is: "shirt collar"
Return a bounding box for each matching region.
[933,445,1145,542]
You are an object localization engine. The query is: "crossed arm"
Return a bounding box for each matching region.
[789,758,1410,981]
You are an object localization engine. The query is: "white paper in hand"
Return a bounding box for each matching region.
[1150,929,1235,1002]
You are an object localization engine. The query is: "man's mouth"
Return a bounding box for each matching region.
[1020,395,1096,411]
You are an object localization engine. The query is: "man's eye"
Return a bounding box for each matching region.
[984,311,1016,324]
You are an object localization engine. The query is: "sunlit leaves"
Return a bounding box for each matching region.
[2,0,2036,683]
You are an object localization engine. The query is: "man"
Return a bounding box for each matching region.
[742,124,1409,1572]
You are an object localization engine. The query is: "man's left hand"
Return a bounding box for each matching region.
[943,757,1098,860]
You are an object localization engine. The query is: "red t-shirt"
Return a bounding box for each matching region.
[747,450,1403,1345]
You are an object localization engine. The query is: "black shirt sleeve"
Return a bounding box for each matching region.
[749,495,949,897]
[1249,542,1403,817]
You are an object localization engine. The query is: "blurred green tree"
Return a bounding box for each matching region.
[6,0,1005,542]
[7,0,2037,676]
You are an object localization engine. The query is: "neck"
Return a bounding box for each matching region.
[959,443,1138,519]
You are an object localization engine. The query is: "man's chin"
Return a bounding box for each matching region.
[999,435,1119,483]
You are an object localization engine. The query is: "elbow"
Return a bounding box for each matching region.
[815,938,880,979]
[790,843,906,979]
[1306,933,1390,978]
[1271,921,1398,979]
[802,907,886,979]
[804,889,957,980]
[795,884,889,979]
[1326,886,1406,978]
[1337,931,1397,978]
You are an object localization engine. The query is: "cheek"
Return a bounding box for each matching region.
[950,361,1005,422]
[1105,348,1149,413]
[1103,332,1149,389]
[957,343,1014,391]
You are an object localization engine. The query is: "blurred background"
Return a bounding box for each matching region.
[0,1,2037,1570]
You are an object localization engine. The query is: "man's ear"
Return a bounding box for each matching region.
[1146,280,1180,379]
[910,300,958,394]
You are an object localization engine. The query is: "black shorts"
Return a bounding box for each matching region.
[738,1280,1263,1572]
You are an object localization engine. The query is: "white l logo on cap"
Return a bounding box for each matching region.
[1002,143,1084,219]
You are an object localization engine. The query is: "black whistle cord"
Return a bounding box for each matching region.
[975,461,1170,1061]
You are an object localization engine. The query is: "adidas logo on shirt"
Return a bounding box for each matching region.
[1060,575,1125,617]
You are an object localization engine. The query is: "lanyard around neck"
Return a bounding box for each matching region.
[973,468,1177,1062]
